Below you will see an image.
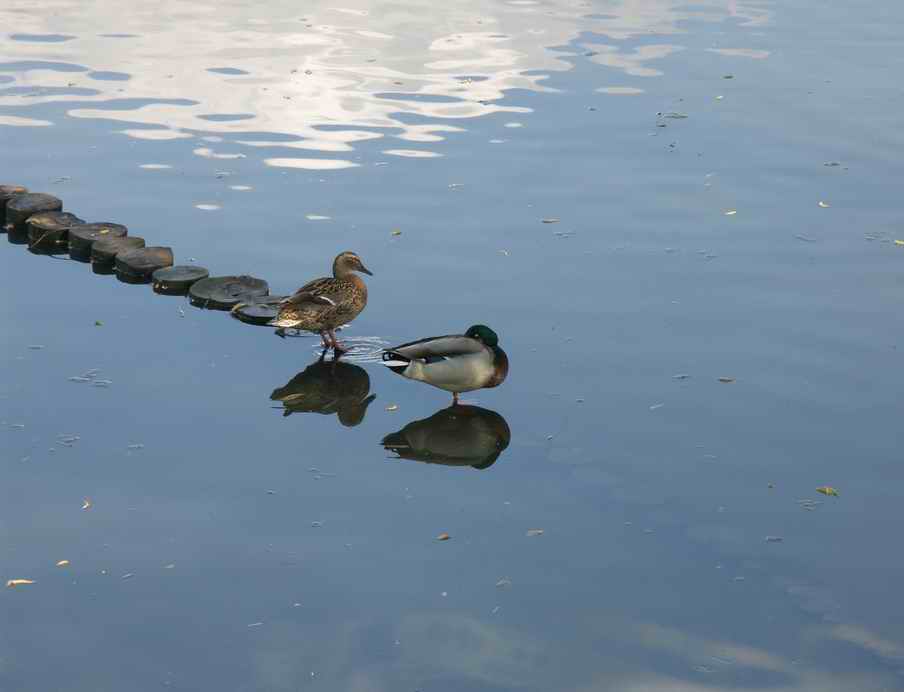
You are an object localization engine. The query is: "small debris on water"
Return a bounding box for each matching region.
[82,498,92,510]
[765,536,784,543]
[247,622,264,628]
[94,320,103,326]
[649,403,664,411]
[305,214,331,221]
[121,573,134,580]
[818,201,830,208]
[7,579,35,588]
[541,218,560,224]
[28,345,46,350]
[724,210,737,216]
[673,373,690,380]
[56,560,70,567]
[495,577,512,589]
[526,529,544,537]
[391,229,402,236]
[817,486,839,497]
[127,443,145,450]
[436,533,451,541]
[718,377,736,383]
[386,405,399,411]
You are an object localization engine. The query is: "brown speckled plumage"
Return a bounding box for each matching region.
[270,252,372,350]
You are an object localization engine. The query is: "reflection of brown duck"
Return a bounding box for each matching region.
[381,405,511,470]
[270,360,376,426]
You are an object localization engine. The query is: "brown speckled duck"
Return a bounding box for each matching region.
[270,251,372,353]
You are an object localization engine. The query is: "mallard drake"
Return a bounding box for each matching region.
[269,251,372,353]
[382,325,508,405]
[270,359,376,426]
[381,404,511,470]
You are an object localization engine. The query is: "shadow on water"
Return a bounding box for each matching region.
[382,404,511,470]
[270,357,376,427]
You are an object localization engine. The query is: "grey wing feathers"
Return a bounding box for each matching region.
[389,335,484,359]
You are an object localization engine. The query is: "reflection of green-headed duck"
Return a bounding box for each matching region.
[269,251,373,354]
[381,405,511,470]
[382,325,508,405]
[270,359,376,427]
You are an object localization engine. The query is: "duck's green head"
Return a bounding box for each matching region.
[466,324,499,347]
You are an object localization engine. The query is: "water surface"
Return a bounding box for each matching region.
[2,1,904,690]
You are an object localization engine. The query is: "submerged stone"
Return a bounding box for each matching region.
[27,211,85,250]
[5,193,62,233]
[189,275,269,310]
[230,295,287,325]
[0,185,28,222]
[115,246,174,279]
[69,223,128,260]
[91,236,146,266]
[152,265,210,295]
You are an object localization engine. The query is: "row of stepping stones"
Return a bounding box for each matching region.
[1,184,283,325]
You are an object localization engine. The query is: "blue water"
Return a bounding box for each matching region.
[2,1,904,690]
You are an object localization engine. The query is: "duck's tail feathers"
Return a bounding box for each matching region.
[382,351,411,374]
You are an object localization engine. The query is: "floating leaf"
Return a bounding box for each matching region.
[894,240,904,246]
[6,579,35,588]
[541,218,560,224]
[435,533,451,541]
[56,560,70,567]
[817,486,839,497]
[391,229,402,236]
[718,376,736,383]
[94,320,103,326]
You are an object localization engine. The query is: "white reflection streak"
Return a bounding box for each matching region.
[0,0,770,168]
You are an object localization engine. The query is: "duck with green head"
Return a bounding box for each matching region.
[382,325,508,405]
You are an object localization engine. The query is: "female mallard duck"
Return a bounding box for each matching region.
[381,325,508,405]
[269,251,372,353]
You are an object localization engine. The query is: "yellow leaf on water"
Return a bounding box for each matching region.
[56,560,70,567]
[82,498,92,510]
[7,579,35,588]
[817,486,839,497]
[894,240,904,246]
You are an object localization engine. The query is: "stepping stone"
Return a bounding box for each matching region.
[152,265,210,295]
[5,193,62,233]
[91,236,146,266]
[69,222,128,260]
[189,275,269,310]
[27,211,84,250]
[0,185,27,220]
[230,295,288,325]
[115,246,174,281]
